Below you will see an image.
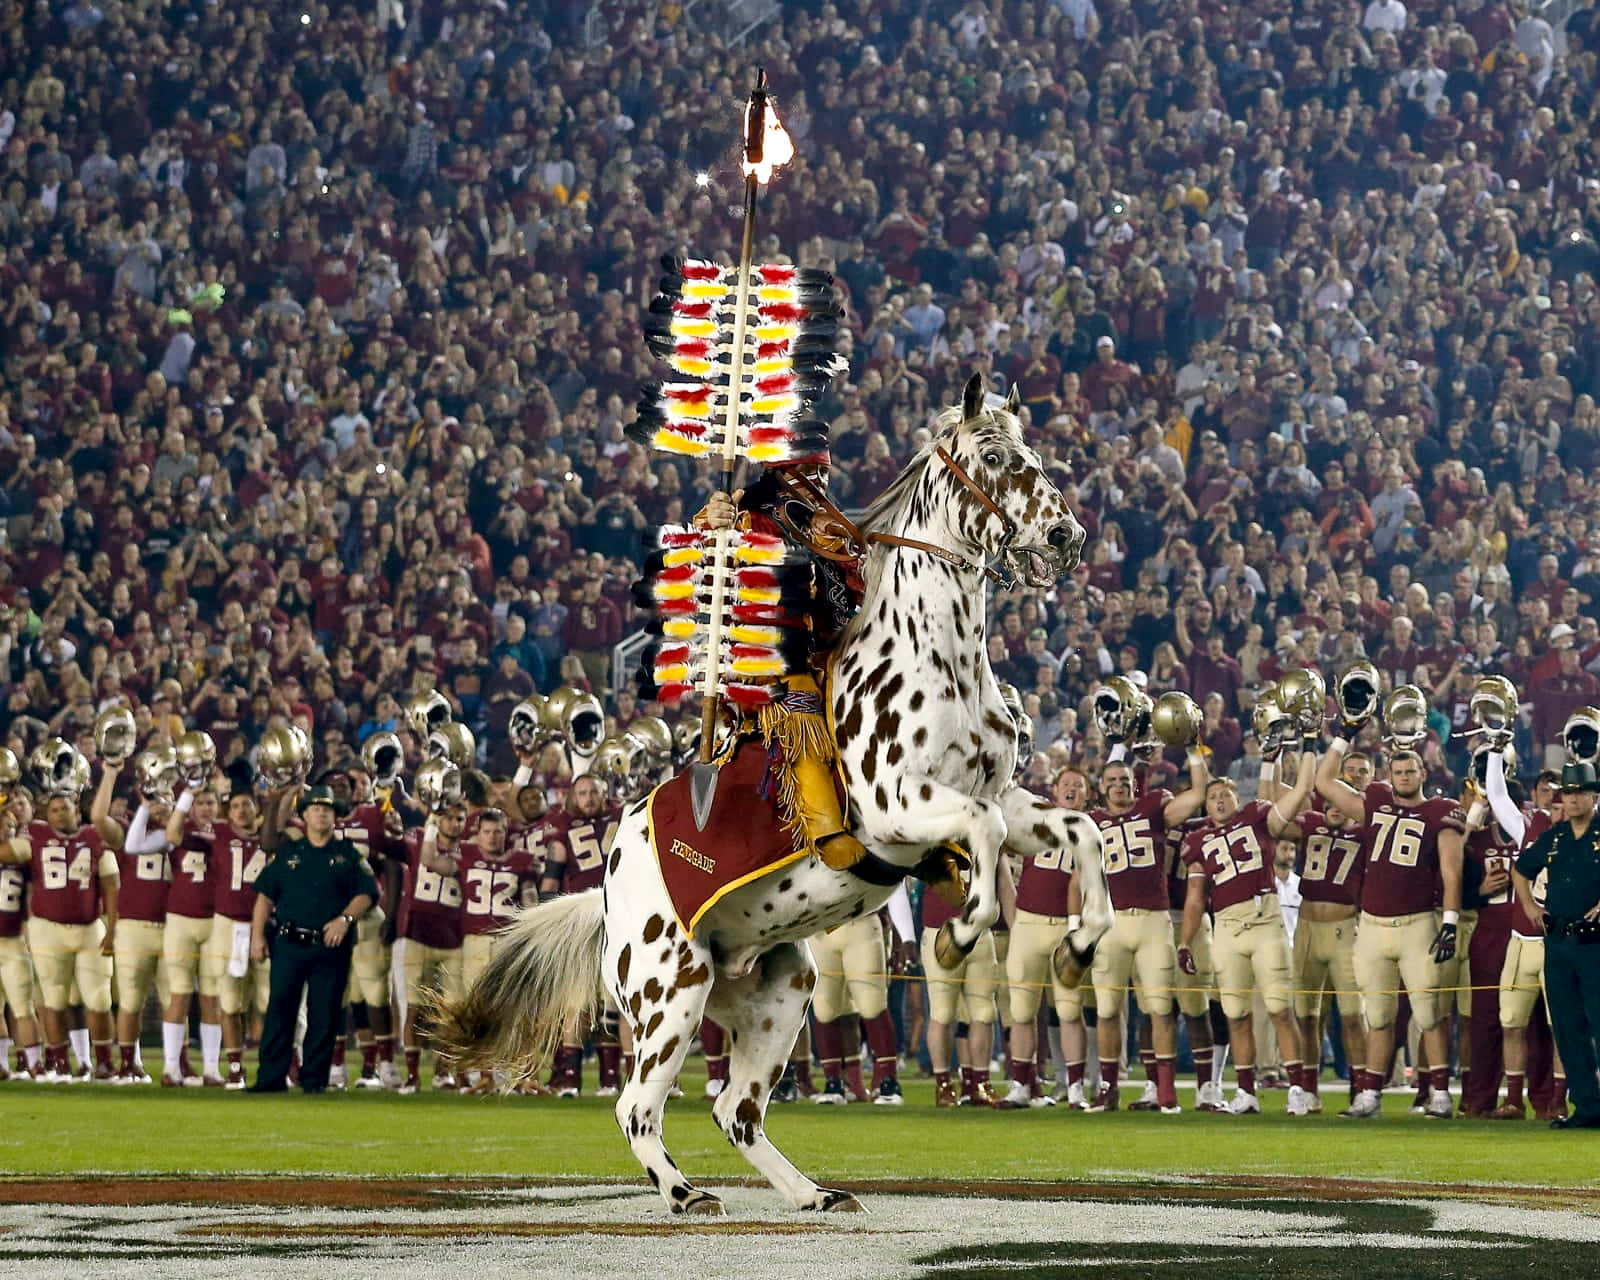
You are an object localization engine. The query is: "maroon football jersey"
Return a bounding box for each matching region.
[458,843,540,936]
[0,863,25,938]
[509,819,548,880]
[210,821,268,921]
[1512,809,1556,935]
[921,878,963,929]
[1293,810,1365,908]
[1166,813,1208,910]
[540,804,620,895]
[1465,826,1517,926]
[1183,801,1280,913]
[1359,785,1466,917]
[397,828,464,948]
[26,821,111,925]
[334,803,400,874]
[115,843,170,923]
[1015,845,1074,916]
[168,820,214,919]
[1090,792,1173,911]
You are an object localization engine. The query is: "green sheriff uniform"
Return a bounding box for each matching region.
[251,789,379,1093]
[1516,767,1600,1129]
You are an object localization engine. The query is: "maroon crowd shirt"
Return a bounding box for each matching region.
[1358,781,1466,917]
[1182,801,1280,913]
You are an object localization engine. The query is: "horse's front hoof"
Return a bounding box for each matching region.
[933,922,975,971]
[1051,939,1093,989]
[676,1191,726,1217]
[806,1188,866,1214]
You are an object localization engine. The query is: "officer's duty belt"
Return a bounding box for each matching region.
[1545,916,1600,943]
[273,922,328,947]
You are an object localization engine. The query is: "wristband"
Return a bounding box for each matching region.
[1067,914,1082,934]
[1442,910,1459,926]
[1107,743,1127,763]
[176,790,195,814]
[1326,737,1350,758]
[1259,762,1276,788]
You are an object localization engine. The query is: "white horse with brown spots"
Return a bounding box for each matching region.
[434,374,1112,1217]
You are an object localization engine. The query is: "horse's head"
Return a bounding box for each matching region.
[931,373,1085,587]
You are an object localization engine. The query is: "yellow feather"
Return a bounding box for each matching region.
[680,280,728,299]
[753,356,792,375]
[727,625,783,645]
[661,548,703,568]
[667,399,713,419]
[750,393,799,415]
[731,656,790,678]
[735,587,781,606]
[670,357,712,377]
[653,431,710,456]
[662,619,700,639]
[733,543,785,564]
[753,324,799,342]
[756,284,799,302]
[654,664,691,683]
[669,317,717,336]
[652,581,696,600]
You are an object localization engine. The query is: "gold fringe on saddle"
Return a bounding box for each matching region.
[755,695,835,860]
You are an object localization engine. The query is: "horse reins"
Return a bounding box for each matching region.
[773,445,1017,584]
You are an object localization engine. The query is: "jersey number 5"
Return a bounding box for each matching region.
[1100,819,1157,875]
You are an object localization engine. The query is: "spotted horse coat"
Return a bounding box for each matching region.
[434,375,1114,1218]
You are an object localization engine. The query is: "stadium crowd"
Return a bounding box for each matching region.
[4,0,1600,1115]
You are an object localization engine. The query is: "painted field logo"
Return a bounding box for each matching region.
[670,837,715,874]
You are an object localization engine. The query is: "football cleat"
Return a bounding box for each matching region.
[1425,1091,1454,1120]
[1159,1103,1183,1116]
[1489,1101,1525,1120]
[553,1081,579,1099]
[203,1074,226,1088]
[1286,1085,1311,1117]
[1340,1089,1382,1118]
[704,1077,726,1100]
[1003,1079,1034,1108]
[355,1066,385,1090]
[1086,1084,1119,1113]
[814,1078,848,1105]
[397,1073,421,1095]
[1065,1081,1089,1111]
[224,1065,248,1091]
[72,1062,92,1083]
[1228,1090,1261,1115]
[667,1082,685,1099]
[124,1066,153,1086]
[1128,1080,1161,1112]
[1196,1080,1227,1112]
[92,1062,116,1084]
[934,1077,959,1108]
[1029,1084,1058,1108]
[329,1064,347,1089]
[771,1068,799,1104]
[1305,1092,1323,1114]
[432,1071,457,1091]
[874,1078,905,1106]
[378,1061,400,1090]
[1408,1089,1430,1115]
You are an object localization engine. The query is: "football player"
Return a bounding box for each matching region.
[163,783,226,1086]
[1086,750,1210,1111]
[93,756,171,1085]
[1163,804,1223,1112]
[1004,766,1091,1108]
[198,788,272,1088]
[920,870,1002,1107]
[1316,741,1467,1118]
[1,746,119,1082]
[808,884,914,1106]
[1179,755,1317,1115]
[0,804,42,1077]
[396,802,467,1093]
[539,774,621,1096]
[457,808,538,1091]
[1277,756,1367,1113]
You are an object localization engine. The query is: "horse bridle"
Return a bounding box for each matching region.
[773,445,1019,586]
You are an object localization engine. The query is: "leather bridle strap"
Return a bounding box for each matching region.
[932,444,1016,543]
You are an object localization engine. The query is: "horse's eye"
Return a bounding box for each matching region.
[983,450,1002,467]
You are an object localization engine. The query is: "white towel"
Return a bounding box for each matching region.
[228,921,252,978]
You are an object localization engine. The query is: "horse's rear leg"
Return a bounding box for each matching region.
[706,942,865,1213]
[610,923,719,1215]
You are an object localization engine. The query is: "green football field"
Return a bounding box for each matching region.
[5,1068,1598,1186]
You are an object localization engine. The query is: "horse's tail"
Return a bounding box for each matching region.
[428,888,606,1083]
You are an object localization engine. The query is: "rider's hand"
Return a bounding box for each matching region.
[694,490,742,532]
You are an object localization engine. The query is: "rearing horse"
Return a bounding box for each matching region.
[434,374,1114,1216]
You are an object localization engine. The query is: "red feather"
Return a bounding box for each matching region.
[735,566,782,588]
[760,303,807,324]
[672,300,714,318]
[748,426,795,445]
[662,420,709,438]
[758,264,796,283]
[659,530,703,548]
[674,339,712,358]
[654,644,691,664]
[731,604,803,625]
[653,599,697,616]
[654,564,697,583]
[756,340,788,359]
[655,682,694,705]
[755,373,796,394]
[723,683,775,708]
[662,384,714,402]
[681,262,722,281]
[741,532,788,554]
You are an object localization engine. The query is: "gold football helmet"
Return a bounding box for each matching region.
[426,721,478,770]
[258,724,311,789]
[625,715,673,763]
[590,735,641,801]
[544,686,606,756]
[508,695,547,753]
[1277,667,1327,733]
[1470,675,1520,736]
[94,706,138,765]
[1151,691,1204,748]
[31,738,89,798]
[404,689,453,740]
[1563,706,1600,767]
[1335,659,1382,727]
[1383,684,1429,750]
[361,730,405,787]
[176,730,217,788]
[671,717,701,769]
[998,680,1024,724]
[1014,711,1035,777]
[1094,675,1148,740]
[134,747,180,803]
[1252,686,1293,756]
[0,745,19,798]
[415,758,464,813]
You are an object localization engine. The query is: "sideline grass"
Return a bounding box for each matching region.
[4,1073,1597,1186]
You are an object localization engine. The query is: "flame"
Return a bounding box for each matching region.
[742,99,794,185]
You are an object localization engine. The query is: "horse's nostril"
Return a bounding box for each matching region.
[1048,524,1073,551]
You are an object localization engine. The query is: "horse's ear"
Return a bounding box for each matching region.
[1004,383,1021,415]
[962,373,984,421]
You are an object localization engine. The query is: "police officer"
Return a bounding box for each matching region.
[1514,760,1600,1130]
[248,784,378,1094]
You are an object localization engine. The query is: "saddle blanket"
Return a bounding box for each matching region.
[647,737,810,937]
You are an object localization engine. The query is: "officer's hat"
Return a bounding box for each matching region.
[297,784,338,813]
[1559,761,1600,793]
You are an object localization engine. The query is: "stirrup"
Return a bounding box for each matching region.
[816,832,868,870]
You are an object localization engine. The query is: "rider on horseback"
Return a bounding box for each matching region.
[694,450,870,873]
